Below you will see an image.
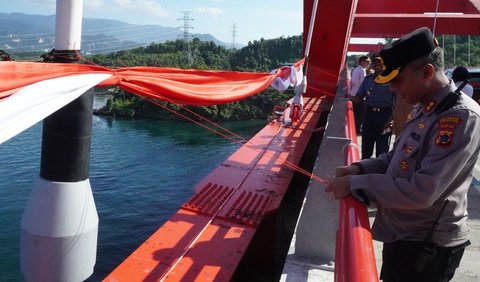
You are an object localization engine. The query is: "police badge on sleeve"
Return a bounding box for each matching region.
[435,116,462,147]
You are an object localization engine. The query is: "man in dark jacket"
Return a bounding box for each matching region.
[354,56,395,159]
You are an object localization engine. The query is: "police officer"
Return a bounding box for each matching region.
[326,27,480,281]
[354,56,395,159]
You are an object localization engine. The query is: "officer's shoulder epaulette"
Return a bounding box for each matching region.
[434,92,461,115]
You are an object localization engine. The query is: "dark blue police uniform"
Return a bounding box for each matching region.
[356,73,395,159]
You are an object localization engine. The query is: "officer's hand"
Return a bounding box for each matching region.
[335,164,362,177]
[325,175,351,199]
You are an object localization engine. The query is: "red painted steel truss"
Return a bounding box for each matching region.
[306,0,480,101]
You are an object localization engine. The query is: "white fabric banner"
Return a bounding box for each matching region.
[271,65,304,91]
[0,73,112,144]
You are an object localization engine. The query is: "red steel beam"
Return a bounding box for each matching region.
[356,0,480,14]
[352,14,480,38]
[304,0,357,99]
[348,43,385,53]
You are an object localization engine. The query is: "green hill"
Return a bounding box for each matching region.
[91,35,303,121]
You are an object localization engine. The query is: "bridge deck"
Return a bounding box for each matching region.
[104,96,328,281]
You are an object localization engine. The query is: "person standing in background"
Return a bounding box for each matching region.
[350,56,371,133]
[452,66,474,98]
[354,56,395,159]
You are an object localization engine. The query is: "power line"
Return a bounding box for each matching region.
[177,11,194,43]
[177,11,194,66]
[3,27,181,56]
[231,24,237,50]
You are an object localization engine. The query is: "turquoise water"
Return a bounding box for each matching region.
[0,116,265,281]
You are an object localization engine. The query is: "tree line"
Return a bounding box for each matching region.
[90,35,304,121]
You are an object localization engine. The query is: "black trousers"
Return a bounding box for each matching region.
[380,240,470,282]
[361,107,392,159]
[353,100,365,132]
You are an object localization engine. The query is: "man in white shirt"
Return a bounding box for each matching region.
[350,55,371,132]
[351,56,371,97]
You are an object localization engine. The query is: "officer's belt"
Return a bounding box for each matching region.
[367,106,392,112]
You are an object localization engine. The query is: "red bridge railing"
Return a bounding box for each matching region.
[334,100,378,282]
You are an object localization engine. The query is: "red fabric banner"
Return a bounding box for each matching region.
[0,58,305,105]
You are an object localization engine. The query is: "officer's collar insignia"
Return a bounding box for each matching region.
[403,144,415,154]
[423,100,437,113]
[400,159,410,172]
[406,112,414,122]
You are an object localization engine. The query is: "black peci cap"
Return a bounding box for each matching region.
[451,66,470,82]
[375,27,438,84]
